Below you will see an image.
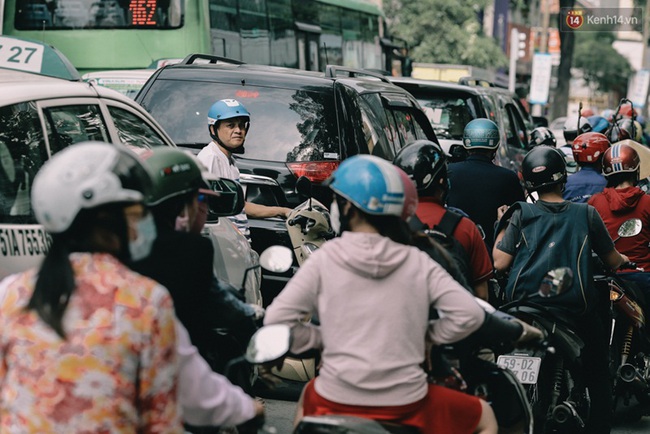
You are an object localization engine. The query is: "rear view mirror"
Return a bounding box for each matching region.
[533,116,549,128]
[245,324,291,364]
[618,218,642,239]
[205,178,245,219]
[295,176,313,197]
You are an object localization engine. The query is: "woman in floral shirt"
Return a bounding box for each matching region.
[0,142,183,433]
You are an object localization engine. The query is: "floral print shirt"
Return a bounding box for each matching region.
[0,253,183,433]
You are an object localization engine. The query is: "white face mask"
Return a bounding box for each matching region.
[329,200,341,236]
[130,213,157,261]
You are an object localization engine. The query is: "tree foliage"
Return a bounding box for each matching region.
[573,32,632,95]
[384,0,508,69]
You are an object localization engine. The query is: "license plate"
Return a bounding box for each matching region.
[497,355,542,384]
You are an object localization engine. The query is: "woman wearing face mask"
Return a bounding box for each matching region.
[264,155,497,434]
[0,142,183,432]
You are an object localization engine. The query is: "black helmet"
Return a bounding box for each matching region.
[521,146,567,192]
[393,140,447,197]
[529,127,556,149]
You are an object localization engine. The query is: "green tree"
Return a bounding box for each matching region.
[384,0,508,69]
[573,32,632,96]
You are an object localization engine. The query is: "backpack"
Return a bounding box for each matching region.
[410,210,474,292]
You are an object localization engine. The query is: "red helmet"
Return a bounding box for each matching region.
[571,132,610,164]
[602,143,640,177]
[620,104,638,119]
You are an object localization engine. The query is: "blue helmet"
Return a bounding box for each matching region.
[587,115,610,134]
[462,119,500,150]
[326,155,418,221]
[207,99,250,125]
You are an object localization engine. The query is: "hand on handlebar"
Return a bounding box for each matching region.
[514,319,545,347]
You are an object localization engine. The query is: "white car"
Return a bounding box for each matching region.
[0,68,260,301]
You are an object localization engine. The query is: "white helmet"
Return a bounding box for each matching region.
[32,142,153,233]
[563,116,592,143]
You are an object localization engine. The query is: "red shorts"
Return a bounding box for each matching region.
[301,379,482,434]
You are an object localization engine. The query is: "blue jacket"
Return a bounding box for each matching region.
[563,166,607,203]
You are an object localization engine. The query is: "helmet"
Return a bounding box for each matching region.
[602,143,640,177]
[601,109,615,121]
[520,146,567,192]
[141,147,208,206]
[581,108,595,117]
[32,142,152,233]
[563,116,592,143]
[620,104,638,119]
[587,116,610,134]
[571,132,610,164]
[462,119,500,150]
[207,99,251,126]
[326,155,418,221]
[529,127,557,148]
[609,118,641,143]
[393,140,447,197]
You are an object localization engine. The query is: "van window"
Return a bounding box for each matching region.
[43,105,109,154]
[107,106,167,149]
[0,102,47,223]
[140,80,340,162]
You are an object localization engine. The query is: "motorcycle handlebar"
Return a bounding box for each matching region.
[620,261,644,272]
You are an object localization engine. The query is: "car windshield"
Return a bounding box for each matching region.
[415,94,479,140]
[140,80,340,162]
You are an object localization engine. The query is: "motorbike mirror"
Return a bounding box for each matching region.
[538,267,573,297]
[296,176,313,211]
[245,324,291,364]
[259,245,293,273]
[618,218,642,238]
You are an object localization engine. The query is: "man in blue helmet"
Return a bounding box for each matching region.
[197,99,291,242]
[446,118,525,252]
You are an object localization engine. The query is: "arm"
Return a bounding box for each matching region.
[264,257,322,354]
[245,201,292,219]
[473,280,489,302]
[427,263,485,345]
[176,321,261,427]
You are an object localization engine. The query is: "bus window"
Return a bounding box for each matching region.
[43,105,109,154]
[14,0,184,29]
[107,105,167,149]
[0,102,47,223]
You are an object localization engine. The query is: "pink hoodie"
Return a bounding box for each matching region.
[264,232,484,406]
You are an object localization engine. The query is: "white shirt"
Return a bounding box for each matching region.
[197,142,251,241]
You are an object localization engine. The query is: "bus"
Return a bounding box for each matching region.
[2,0,398,74]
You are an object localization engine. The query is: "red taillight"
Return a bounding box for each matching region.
[287,161,340,184]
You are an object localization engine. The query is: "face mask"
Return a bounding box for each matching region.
[329,200,341,235]
[130,213,157,261]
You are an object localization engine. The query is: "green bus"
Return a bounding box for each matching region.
[2,0,395,74]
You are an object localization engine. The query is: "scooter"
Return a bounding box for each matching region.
[593,218,650,415]
[262,177,334,392]
[499,268,591,434]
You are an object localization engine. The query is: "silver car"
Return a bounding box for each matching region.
[0,68,260,302]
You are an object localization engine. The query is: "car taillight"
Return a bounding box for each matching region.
[287,161,340,184]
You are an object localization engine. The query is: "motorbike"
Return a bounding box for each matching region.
[260,177,334,393]
[499,268,591,434]
[593,218,650,415]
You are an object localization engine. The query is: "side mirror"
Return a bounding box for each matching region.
[259,245,293,273]
[245,324,292,364]
[618,218,642,239]
[295,176,313,197]
[206,178,245,219]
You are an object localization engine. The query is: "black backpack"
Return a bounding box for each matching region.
[410,210,474,292]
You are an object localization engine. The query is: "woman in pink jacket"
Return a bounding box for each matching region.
[264,155,497,434]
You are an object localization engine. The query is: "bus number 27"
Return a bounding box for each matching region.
[0,45,38,64]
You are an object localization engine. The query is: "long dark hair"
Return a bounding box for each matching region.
[27,203,130,338]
